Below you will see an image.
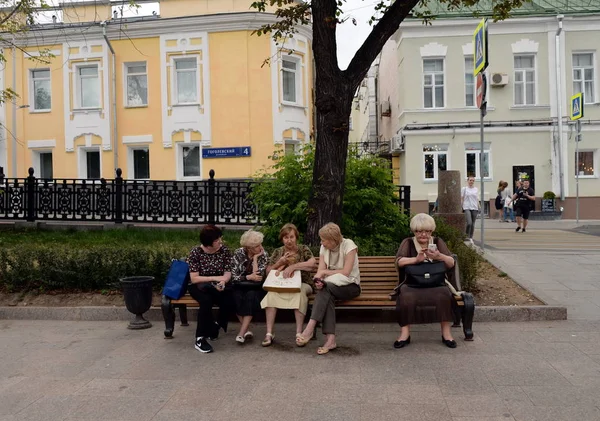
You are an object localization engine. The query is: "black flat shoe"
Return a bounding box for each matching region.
[393,336,411,349]
[441,336,457,348]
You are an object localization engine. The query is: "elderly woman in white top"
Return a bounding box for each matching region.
[296,223,361,355]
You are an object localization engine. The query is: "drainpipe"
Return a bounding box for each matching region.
[101,21,118,173]
[555,15,564,200]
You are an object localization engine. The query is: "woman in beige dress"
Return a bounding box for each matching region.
[260,224,316,346]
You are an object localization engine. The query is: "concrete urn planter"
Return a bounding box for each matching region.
[120,276,154,330]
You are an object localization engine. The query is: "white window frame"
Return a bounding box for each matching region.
[77,146,102,179]
[283,139,301,156]
[572,52,596,104]
[422,144,449,182]
[74,63,101,109]
[513,54,537,106]
[127,146,150,180]
[176,142,202,181]
[30,69,52,112]
[172,56,200,105]
[31,149,53,178]
[465,146,492,181]
[124,62,148,107]
[576,149,597,178]
[422,58,445,109]
[464,56,475,108]
[280,56,302,106]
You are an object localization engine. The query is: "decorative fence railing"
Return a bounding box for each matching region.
[0,167,411,225]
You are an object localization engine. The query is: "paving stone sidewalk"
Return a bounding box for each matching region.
[474,220,600,321]
[2,320,600,421]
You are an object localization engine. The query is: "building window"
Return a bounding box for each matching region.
[465,143,491,180]
[423,144,448,181]
[31,69,51,111]
[576,151,595,177]
[573,53,595,103]
[33,151,53,179]
[178,144,201,179]
[465,56,475,107]
[281,58,300,104]
[77,65,100,108]
[284,140,299,156]
[423,58,444,108]
[174,58,197,104]
[125,62,148,106]
[133,148,150,179]
[514,55,536,105]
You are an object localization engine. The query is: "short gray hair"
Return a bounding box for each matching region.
[240,230,264,248]
[410,213,436,233]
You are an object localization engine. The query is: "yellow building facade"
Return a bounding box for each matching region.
[0,0,313,181]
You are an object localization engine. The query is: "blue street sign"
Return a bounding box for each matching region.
[570,93,584,120]
[473,18,489,76]
[202,147,252,158]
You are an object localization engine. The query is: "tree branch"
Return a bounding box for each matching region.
[344,0,420,86]
[0,1,23,27]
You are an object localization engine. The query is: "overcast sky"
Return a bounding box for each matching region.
[336,0,380,70]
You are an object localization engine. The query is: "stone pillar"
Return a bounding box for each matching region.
[436,170,465,233]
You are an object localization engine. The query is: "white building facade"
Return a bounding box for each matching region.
[378,7,600,219]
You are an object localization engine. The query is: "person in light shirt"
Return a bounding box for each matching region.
[461,176,481,244]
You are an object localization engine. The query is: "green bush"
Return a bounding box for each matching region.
[0,227,246,293]
[543,191,556,200]
[251,144,411,255]
[0,243,191,292]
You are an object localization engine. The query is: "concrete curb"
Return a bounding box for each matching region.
[0,304,567,323]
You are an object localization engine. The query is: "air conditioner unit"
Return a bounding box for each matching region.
[490,73,508,87]
[391,135,405,152]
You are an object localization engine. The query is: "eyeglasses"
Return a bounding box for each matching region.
[415,230,432,235]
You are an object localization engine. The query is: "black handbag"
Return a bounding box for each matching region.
[233,280,264,290]
[404,261,447,288]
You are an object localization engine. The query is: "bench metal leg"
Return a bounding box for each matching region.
[461,292,475,341]
[178,305,189,326]
[452,303,462,328]
[161,295,175,339]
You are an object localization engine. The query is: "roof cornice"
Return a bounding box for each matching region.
[15,12,312,47]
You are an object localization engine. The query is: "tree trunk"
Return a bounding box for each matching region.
[305,0,355,245]
[305,85,354,245]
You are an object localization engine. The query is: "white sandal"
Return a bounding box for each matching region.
[261,333,274,347]
[235,335,245,344]
[244,331,254,340]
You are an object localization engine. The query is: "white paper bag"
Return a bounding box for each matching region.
[262,269,302,293]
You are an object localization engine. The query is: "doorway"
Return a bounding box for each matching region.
[512,165,535,211]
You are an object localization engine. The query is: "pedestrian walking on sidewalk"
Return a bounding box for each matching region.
[461,176,480,243]
[512,180,535,233]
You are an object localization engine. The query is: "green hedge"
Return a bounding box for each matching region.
[0,243,192,292]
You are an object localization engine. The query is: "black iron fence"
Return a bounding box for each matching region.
[0,167,411,225]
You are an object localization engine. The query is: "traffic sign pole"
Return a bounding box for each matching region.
[473,17,488,251]
[575,119,581,224]
[570,92,584,224]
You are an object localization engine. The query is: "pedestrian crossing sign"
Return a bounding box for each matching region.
[473,18,488,76]
[571,93,583,120]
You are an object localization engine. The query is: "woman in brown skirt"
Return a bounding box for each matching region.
[395,213,458,349]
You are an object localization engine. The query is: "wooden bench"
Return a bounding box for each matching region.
[161,255,475,340]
